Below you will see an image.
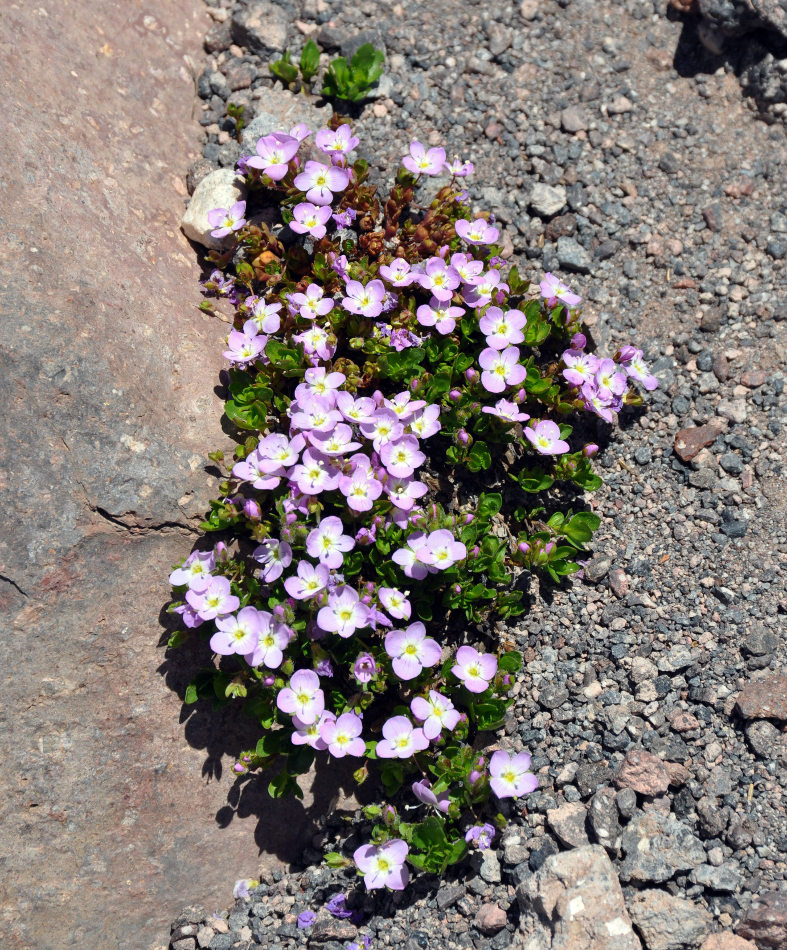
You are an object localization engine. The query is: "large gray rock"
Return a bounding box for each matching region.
[181,168,247,250]
[231,0,289,56]
[240,90,333,159]
[697,0,787,37]
[530,183,567,218]
[629,891,713,950]
[517,845,641,949]
[620,812,706,883]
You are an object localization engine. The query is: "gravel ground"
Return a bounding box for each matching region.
[169,1,787,947]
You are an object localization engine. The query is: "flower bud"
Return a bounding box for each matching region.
[457,429,470,446]
[234,762,248,774]
[513,388,526,403]
[382,805,397,827]
[502,673,513,687]
[583,443,599,458]
[571,332,587,351]
[465,367,479,384]
[470,545,480,558]
[449,388,462,402]
[468,770,482,786]
[544,541,555,557]
[262,674,276,687]
[361,594,373,606]
[244,499,261,522]
[273,604,286,620]
[285,511,298,525]
[463,513,475,525]
[518,541,531,555]
[214,541,230,562]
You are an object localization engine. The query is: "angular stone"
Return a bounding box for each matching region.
[735,674,787,721]
[517,845,641,949]
[547,802,590,849]
[588,788,622,855]
[530,183,567,218]
[690,862,744,893]
[561,106,589,132]
[181,168,247,250]
[619,812,705,883]
[556,236,592,273]
[629,891,713,950]
[700,936,758,950]
[737,892,787,949]
[616,750,671,796]
[674,424,725,462]
[474,903,508,935]
[231,1,289,56]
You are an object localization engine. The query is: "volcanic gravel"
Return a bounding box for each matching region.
[169,0,787,947]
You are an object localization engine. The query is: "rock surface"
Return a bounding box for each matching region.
[734,674,787,720]
[616,749,672,796]
[619,812,706,883]
[517,845,642,949]
[0,3,311,947]
[737,892,787,949]
[181,168,247,250]
[628,890,713,950]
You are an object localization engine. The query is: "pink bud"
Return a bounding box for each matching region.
[285,511,298,525]
[468,770,482,785]
[514,388,526,403]
[571,332,587,350]
[518,541,531,555]
[449,389,462,402]
[361,594,373,606]
[438,244,449,259]
[470,545,480,558]
[372,389,384,406]
[457,429,469,446]
[453,584,462,595]
[262,675,276,687]
[281,527,293,543]
[583,443,599,458]
[244,499,261,521]
[234,762,248,773]
[465,368,479,384]
[214,541,230,562]
[273,604,286,620]
[502,673,512,687]
[544,541,555,556]
[463,514,475,525]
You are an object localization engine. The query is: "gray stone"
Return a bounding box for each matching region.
[517,845,641,949]
[231,1,289,56]
[181,168,247,251]
[690,862,744,893]
[746,720,785,760]
[561,106,589,132]
[556,236,592,273]
[619,812,705,883]
[697,0,787,37]
[656,646,695,673]
[240,92,332,158]
[547,802,590,849]
[530,183,567,218]
[588,788,622,855]
[629,890,713,950]
[585,554,612,582]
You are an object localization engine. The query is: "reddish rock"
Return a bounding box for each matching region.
[609,567,629,598]
[735,675,787,721]
[474,903,508,935]
[674,424,724,462]
[740,370,767,388]
[737,892,787,949]
[616,750,671,796]
[670,709,700,732]
[701,934,758,950]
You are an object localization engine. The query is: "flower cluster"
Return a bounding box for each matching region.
[173,118,657,887]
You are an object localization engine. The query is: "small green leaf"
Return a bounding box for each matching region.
[184,683,198,704]
[477,492,502,518]
[300,39,320,82]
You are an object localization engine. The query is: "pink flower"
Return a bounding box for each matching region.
[320,712,365,757]
[339,458,383,512]
[309,423,362,457]
[416,300,465,335]
[244,298,282,336]
[243,612,291,669]
[207,200,247,238]
[290,448,341,495]
[594,358,628,400]
[376,716,429,758]
[455,217,499,245]
[412,780,450,812]
[411,690,461,739]
[253,538,294,583]
[290,395,342,434]
[379,258,415,287]
[562,349,600,388]
[445,157,474,177]
[276,669,325,724]
[291,710,333,750]
[353,652,378,684]
[451,252,484,285]
[482,399,530,423]
[283,560,330,600]
[540,272,581,308]
[288,283,335,321]
[353,839,409,891]
[392,532,431,580]
[293,161,349,205]
[317,586,370,638]
[297,367,346,404]
[306,516,355,569]
[402,140,446,176]
[382,392,426,423]
[210,606,263,656]
[222,328,266,365]
[289,202,332,239]
[385,476,428,511]
[524,420,570,456]
[341,279,386,318]
[359,410,404,452]
[479,307,527,350]
[462,269,508,307]
[385,622,441,680]
[489,750,539,799]
[293,325,335,361]
[380,436,425,479]
[335,392,376,425]
[169,550,215,592]
[452,646,497,693]
[185,575,239,621]
[246,133,300,180]
[408,405,441,439]
[416,257,460,301]
[420,529,467,571]
[315,123,359,155]
[378,587,411,621]
[479,346,527,394]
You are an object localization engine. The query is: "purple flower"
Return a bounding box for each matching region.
[524,420,570,455]
[391,531,431,580]
[283,560,330,600]
[317,586,371,638]
[479,307,527,349]
[169,550,216,592]
[244,297,282,336]
[341,279,386,318]
[562,350,600,388]
[445,157,474,177]
[465,823,496,850]
[594,358,628,400]
[292,710,333,750]
[378,587,411,620]
[233,878,256,899]
[455,217,499,245]
[290,448,341,495]
[540,272,581,308]
[482,399,530,424]
[288,283,335,321]
[409,404,442,439]
[354,840,409,891]
[339,457,383,513]
[420,528,467,571]
[452,646,497,693]
[451,252,484,285]
[385,476,429,511]
[380,436,425,479]
[222,328,266,365]
[618,346,658,391]
[297,910,317,929]
[290,202,332,239]
[243,613,291,670]
[246,133,300,180]
[385,622,442,680]
[353,652,378,684]
[462,269,508,307]
[416,300,465,335]
[479,346,527,394]
[402,141,446,176]
[209,605,263,656]
[276,669,325,724]
[185,575,239,621]
[315,658,334,678]
[207,201,247,238]
[332,207,357,227]
[294,161,350,205]
[316,123,359,155]
[416,257,460,301]
[359,409,404,452]
[411,690,461,739]
[326,893,354,919]
[321,711,365,757]
[489,750,539,799]
[376,716,429,759]
[306,516,355,569]
[412,779,451,813]
[379,258,415,287]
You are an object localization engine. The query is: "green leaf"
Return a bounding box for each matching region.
[325,851,351,869]
[477,492,502,518]
[184,683,198,705]
[351,42,385,85]
[499,650,523,673]
[168,629,188,649]
[300,39,320,82]
[466,441,491,472]
[270,51,299,85]
[288,745,315,775]
[256,733,282,757]
[514,467,554,493]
